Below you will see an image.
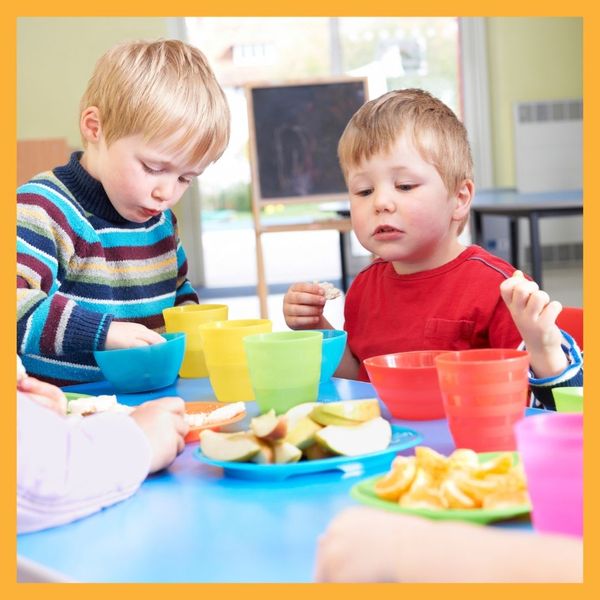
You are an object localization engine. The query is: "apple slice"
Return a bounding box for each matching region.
[285,402,319,430]
[314,417,392,456]
[200,430,260,462]
[250,409,288,441]
[311,399,381,425]
[273,441,302,464]
[303,442,334,461]
[284,416,322,449]
[251,439,275,464]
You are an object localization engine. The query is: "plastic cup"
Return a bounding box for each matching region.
[314,329,347,382]
[199,319,272,402]
[243,331,323,414]
[162,304,228,378]
[364,350,448,420]
[515,413,582,536]
[434,348,530,451]
[552,387,583,413]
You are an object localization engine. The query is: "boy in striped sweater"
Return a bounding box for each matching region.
[17,39,230,385]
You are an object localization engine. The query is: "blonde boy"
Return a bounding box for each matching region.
[283,89,581,407]
[17,39,230,385]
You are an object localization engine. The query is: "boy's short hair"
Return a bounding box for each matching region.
[338,88,473,232]
[80,39,230,165]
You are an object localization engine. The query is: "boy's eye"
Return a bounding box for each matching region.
[179,177,192,185]
[354,189,372,197]
[142,163,163,175]
[396,184,415,192]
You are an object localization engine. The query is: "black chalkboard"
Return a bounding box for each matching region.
[247,79,368,203]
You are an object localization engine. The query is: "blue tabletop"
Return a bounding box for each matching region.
[17,377,534,583]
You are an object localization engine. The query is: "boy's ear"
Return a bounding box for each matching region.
[80,107,102,143]
[452,179,474,222]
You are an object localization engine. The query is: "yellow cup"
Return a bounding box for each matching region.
[199,319,272,402]
[162,304,228,378]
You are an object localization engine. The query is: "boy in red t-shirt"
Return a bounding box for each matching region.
[283,89,581,408]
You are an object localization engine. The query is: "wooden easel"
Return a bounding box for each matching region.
[246,78,368,318]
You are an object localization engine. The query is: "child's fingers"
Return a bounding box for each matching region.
[150,396,186,414]
[539,300,563,327]
[508,279,540,309]
[284,292,326,311]
[287,282,325,296]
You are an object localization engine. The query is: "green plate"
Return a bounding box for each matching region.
[350,452,531,525]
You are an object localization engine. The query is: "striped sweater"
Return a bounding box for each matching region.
[17,152,198,386]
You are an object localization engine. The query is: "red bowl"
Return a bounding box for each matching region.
[363,350,447,420]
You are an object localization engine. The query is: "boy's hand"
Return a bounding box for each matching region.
[105,321,166,349]
[130,397,189,473]
[17,376,68,415]
[500,271,567,378]
[283,282,329,329]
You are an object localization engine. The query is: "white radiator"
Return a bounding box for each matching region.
[513,99,582,194]
[513,99,583,257]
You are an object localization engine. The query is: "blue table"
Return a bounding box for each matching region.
[17,377,534,582]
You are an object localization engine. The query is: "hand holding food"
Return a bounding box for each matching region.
[499,269,567,378]
[282,282,331,329]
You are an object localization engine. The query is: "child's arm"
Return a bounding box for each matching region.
[18,202,112,356]
[17,394,188,533]
[315,506,582,582]
[333,347,361,380]
[499,271,568,378]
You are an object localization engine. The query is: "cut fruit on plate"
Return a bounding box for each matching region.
[184,401,247,443]
[350,452,531,525]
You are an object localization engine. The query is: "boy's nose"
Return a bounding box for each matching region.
[152,180,176,203]
[373,189,396,213]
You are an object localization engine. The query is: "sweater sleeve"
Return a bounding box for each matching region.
[171,213,199,305]
[527,330,583,410]
[17,392,151,533]
[17,193,112,356]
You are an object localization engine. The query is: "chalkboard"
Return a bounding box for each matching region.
[247,79,368,204]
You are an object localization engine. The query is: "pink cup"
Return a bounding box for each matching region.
[434,348,530,451]
[515,413,583,537]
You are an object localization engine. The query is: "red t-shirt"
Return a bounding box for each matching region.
[344,245,523,381]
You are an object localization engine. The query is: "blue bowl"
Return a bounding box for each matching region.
[316,329,348,382]
[93,332,186,393]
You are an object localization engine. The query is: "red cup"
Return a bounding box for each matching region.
[515,413,582,537]
[434,349,530,451]
[364,350,447,420]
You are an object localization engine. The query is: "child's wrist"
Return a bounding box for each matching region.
[529,347,569,379]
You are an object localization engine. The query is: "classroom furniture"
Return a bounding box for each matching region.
[556,306,584,350]
[17,377,538,583]
[17,138,71,186]
[246,79,368,318]
[470,188,583,288]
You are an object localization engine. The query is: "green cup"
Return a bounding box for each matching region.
[243,331,323,414]
[552,387,583,413]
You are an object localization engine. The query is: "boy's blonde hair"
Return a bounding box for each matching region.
[80,39,230,165]
[338,88,473,233]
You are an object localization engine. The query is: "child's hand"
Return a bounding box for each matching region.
[283,282,329,329]
[130,397,189,473]
[105,321,166,349]
[17,376,68,415]
[500,271,567,378]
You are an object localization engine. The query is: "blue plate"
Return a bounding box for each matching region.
[193,425,422,481]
